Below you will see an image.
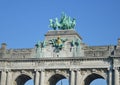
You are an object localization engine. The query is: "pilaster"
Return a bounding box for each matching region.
[107,68,112,85]
[35,70,40,85]
[0,70,7,85]
[70,69,75,85]
[75,69,81,85]
[6,70,12,85]
[40,69,45,85]
[114,67,119,85]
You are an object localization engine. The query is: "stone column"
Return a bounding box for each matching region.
[76,70,80,85]
[114,68,119,85]
[0,70,7,85]
[40,70,45,85]
[7,70,12,85]
[35,70,40,85]
[107,69,112,85]
[70,69,75,85]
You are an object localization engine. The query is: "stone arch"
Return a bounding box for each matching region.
[84,73,106,85]
[15,74,32,85]
[49,74,67,85]
[13,70,34,84]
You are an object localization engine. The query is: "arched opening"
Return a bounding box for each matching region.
[15,74,34,85]
[56,79,69,85]
[84,73,107,85]
[24,79,34,85]
[90,79,106,85]
[49,74,68,85]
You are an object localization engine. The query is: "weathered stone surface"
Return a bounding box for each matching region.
[0,30,119,85]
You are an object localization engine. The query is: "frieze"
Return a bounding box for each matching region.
[0,58,111,70]
[10,61,36,69]
[46,61,70,67]
[84,50,109,57]
[37,61,45,66]
[70,60,82,65]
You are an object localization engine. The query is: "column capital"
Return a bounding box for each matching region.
[34,69,45,72]
[70,68,81,72]
[69,68,76,71]
[40,69,45,72]
[107,67,112,71]
[6,69,11,72]
[76,68,81,71]
[113,67,119,70]
[1,69,7,72]
[34,69,39,72]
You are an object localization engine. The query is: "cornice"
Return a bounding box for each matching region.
[0,56,110,61]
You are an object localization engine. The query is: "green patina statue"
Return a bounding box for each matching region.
[35,41,46,48]
[71,39,81,47]
[35,41,46,58]
[49,36,67,52]
[49,12,76,30]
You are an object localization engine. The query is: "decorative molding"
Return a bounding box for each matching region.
[113,67,119,70]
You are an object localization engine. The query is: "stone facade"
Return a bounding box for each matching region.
[0,30,120,85]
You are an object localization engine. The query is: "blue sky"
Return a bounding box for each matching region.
[0,0,120,85]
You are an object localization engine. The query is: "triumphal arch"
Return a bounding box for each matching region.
[0,13,120,85]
